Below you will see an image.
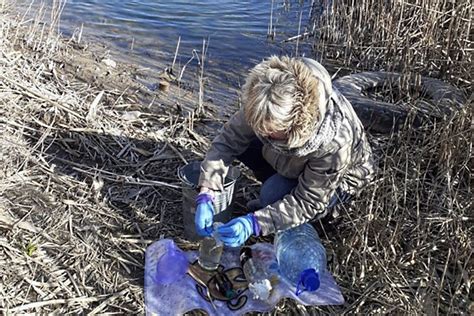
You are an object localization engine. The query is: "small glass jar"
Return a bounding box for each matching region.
[198,223,224,271]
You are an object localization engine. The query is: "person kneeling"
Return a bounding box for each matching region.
[195,56,376,246]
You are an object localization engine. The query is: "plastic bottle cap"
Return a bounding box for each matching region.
[296,268,320,295]
[301,268,320,292]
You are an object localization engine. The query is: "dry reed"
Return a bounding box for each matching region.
[315,0,472,91]
[1,2,213,313]
[0,0,472,315]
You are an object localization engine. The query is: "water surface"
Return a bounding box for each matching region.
[20,0,318,105]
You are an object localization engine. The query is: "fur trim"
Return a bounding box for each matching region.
[286,59,321,148]
[241,56,323,149]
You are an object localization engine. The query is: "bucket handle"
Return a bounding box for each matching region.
[177,165,198,189]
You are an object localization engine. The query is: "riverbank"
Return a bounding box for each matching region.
[0,6,221,314]
[1,2,472,315]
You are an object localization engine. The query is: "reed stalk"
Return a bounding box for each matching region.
[314,0,471,90]
[0,0,471,314]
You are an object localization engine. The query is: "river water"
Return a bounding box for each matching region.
[18,0,320,105]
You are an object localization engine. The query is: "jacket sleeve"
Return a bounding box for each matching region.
[254,142,351,235]
[340,131,376,195]
[198,109,256,191]
[337,90,377,195]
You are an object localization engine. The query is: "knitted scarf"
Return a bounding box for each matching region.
[257,92,343,157]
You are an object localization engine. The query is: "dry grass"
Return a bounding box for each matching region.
[304,1,472,314]
[305,1,473,314]
[0,3,214,314]
[315,0,472,91]
[0,0,472,315]
[315,111,472,314]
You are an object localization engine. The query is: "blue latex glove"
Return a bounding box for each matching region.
[217,214,259,247]
[195,193,214,236]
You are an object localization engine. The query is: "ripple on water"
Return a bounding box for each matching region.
[18,0,316,106]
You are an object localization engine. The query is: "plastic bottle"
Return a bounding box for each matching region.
[240,247,277,300]
[154,242,189,285]
[274,223,327,296]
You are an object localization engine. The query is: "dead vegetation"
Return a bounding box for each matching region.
[0,2,216,314]
[0,0,472,315]
[316,0,472,85]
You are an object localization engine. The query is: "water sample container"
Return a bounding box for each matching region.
[178,161,240,241]
[198,236,224,271]
[274,223,327,296]
[154,241,189,285]
[198,223,224,271]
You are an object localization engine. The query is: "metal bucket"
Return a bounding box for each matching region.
[177,161,240,241]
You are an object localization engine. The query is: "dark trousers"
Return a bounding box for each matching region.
[236,138,351,211]
[236,138,276,183]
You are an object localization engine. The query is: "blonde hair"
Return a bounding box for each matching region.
[242,56,322,149]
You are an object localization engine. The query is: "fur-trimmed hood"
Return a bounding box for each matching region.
[300,57,333,117]
[258,57,342,157]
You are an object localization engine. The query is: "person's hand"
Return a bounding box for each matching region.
[195,193,214,236]
[217,214,260,247]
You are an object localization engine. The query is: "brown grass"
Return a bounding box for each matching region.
[0,2,214,314]
[315,0,472,91]
[0,0,472,315]
[305,1,472,314]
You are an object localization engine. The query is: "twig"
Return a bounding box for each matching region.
[171,36,181,72]
[70,165,181,189]
[282,31,314,43]
[8,296,103,312]
[177,50,197,82]
[295,9,303,56]
[87,289,129,315]
[268,0,275,38]
[0,74,82,118]
[197,38,208,115]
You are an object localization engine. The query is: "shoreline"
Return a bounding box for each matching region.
[1,8,222,313]
[1,2,472,315]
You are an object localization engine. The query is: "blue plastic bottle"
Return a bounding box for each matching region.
[274,223,327,296]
